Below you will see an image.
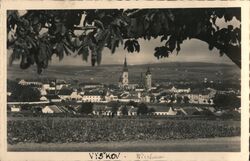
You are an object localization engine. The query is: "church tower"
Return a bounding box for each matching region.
[145,66,152,90]
[119,57,129,87]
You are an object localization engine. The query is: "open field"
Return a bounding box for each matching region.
[8,136,240,152]
[8,117,240,147]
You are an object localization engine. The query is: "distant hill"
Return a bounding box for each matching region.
[7,62,240,85]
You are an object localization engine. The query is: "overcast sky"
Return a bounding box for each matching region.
[50,38,235,66]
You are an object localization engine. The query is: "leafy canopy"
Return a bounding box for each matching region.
[7,80,41,102]
[7,8,241,74]
[79,102,93,114]
[213,94,240,110]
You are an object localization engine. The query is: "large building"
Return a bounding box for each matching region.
[145,67,152,90]
[118,58,153,91]
[82,91,103,103]
[119,57,129,88]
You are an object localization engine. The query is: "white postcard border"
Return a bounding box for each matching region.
[0,1,249,161]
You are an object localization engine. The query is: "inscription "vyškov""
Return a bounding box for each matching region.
[89,152,120,160]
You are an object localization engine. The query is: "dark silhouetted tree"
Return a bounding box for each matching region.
[127,100,138,107]
[107,101,120,117]
[79,102,93,114]
[148,107,156,115]
[111,106,118,117]
[22,87,41,102]
[7,8,241,74]
[183,96,190,104]
[213,94,240,110]
[9,83,41,102]
[121,105,128,115]
[176,96,182,103]
[137,103,148,115]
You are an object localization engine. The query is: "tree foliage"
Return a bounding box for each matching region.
[213,94,240,110]
[121,105,128,115]
[137,103,148,115]
[7,8,241,74]
[127,100,138,107]
[148,107,156,115]
[79,102,93,114]
[7,80,41,102]
[183,96,190,104]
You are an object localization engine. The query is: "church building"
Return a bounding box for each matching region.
[119,57,129,88]
[118,57,153,91]
[145,66,152,90]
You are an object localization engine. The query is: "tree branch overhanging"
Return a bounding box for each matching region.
[7,9,242,74]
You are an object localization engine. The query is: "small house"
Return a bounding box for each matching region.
[152,106,177,116]
[167,107,177,115]
[10,106,21,112]
[40,96,48,101]
[70,91,82,101]
[42,105,63,114]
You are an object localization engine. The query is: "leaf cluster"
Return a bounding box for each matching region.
[7,8,241,74]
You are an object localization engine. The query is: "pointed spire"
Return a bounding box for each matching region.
[123,56,128,72]
[124,57,127,67]
[140,72,143,86]
[146,66,151,75]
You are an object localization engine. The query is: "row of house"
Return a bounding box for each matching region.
[16,79,218,106]
[39,88,216,105]
[10,103,216,116]
[9,101,240,118]
[156,87,216,105]
[44,104,219,116]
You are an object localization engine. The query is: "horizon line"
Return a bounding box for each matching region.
[47,61,235,67]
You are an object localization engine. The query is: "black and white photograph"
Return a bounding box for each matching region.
[1,1,250,161]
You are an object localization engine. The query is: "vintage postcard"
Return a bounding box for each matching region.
[0,1,249,161]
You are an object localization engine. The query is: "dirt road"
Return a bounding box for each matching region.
[8,136,240,152]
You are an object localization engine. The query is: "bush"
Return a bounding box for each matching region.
[78,102,93,115]
[137,103,148,115]
[220,111,240,120]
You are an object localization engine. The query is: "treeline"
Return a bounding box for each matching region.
[7,80,41,102]
[77,101,155,116]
